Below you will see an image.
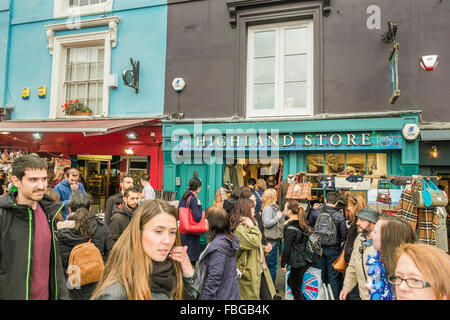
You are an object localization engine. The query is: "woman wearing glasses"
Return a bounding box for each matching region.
[390,243,450,300]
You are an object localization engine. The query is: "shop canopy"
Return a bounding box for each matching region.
[0,118,157,136]
[0,118,162,156]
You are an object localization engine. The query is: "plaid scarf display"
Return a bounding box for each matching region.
[395,188,437,245]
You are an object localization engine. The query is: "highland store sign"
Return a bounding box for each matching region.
[171,125,403,164]
[173,130,402,151]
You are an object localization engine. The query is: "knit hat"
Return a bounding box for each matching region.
[356,207,380,224]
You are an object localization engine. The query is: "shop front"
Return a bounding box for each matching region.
[162,114,420,209]
[0,118,162,212]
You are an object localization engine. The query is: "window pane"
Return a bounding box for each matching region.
[254,30,275,57]
[96,62,104,80]
[307,154,324,174]
[77,83,87,99]
[80,0,89,6]
[74,63,86,81]
[368,153,388,188]
[77,47,88,62]
[284,82,306,109]
[325,154,345,174]
[285,55,307,82]
[285,27,307,55]
[346,153,367,175]
[254,57,275,83]
[253,84,274,110]
[88,83,98,98]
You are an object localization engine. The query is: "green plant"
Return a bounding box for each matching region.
[61,100,93,115]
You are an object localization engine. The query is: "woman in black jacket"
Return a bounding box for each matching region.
[57,192,114,300]
[178,172,203,266]
[281,200,311,300]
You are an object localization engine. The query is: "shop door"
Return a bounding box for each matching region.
[185,165,207,209]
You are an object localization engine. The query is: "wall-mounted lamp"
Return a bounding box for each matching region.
[0,131,10,135]
[431,146,438,159]
[124,147,134,155]
[126,131,137,140]
[32,132,42,140]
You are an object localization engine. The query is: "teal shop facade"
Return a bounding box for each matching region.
[163,113,420,208]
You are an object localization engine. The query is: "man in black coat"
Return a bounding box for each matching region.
[109,186,140,242]
[0,154,69,300]
[104,174,134,226]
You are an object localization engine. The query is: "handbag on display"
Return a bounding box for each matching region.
[286,179,312,200]
[414,178,449,208]
[377,179,391,190]
[178,195,208,235]
[376,191,392,204]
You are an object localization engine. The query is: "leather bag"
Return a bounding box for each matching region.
[178,195,208,235]
[332,245,348,274]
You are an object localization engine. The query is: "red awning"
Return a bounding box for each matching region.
[0,118,158,136]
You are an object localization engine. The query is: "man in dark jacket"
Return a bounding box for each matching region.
[0,154,69,300]
[104,174,134,226]
[109,186,140,242]
[308,191,348,300]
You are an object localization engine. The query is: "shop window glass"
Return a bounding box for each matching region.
[368,153,387,188]
[306,154,324,174]
[325,154,345,174]
[346,153,366,175]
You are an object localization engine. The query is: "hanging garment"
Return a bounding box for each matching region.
[395,188,418,230]
[435,207,449,252]
[235,164,244,188]
[417,207,438,246]
[260,163,279,176]
[247,164,259,180]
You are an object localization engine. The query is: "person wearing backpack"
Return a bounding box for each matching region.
[309,191,348,299]
[57,192,114,300]
[281,200,311,300]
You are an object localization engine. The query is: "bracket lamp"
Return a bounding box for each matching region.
[431,146,438,159]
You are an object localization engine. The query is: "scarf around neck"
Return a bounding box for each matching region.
[150,259,177,297]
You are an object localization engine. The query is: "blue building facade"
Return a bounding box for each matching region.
[1,0,167,120]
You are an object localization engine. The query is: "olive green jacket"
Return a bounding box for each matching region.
[234,224,276,300]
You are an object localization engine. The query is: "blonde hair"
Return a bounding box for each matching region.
[91,200,184,300]
[256,179,267,191]
[261,188,277,210]
[394,243,450,300]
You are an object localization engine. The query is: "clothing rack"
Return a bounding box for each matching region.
[292,172,439,179]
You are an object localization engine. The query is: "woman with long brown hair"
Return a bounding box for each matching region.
[281,200,310,300]
[91,200,200,300]
[230,199,275,300]
[367,215,416,300]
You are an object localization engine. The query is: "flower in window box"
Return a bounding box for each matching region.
[61,100,93,116]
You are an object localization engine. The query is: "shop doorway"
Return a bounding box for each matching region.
[77,155,115,213]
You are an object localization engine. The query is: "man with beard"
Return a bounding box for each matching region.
[0,155,69,300]
[104,174,134,226]
[339,207,380,300]
[109,187,140,242]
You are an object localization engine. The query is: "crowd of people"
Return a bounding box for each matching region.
[0,154,449,301]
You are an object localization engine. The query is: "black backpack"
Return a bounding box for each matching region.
[286,226,322,267]
[314,207,338,246]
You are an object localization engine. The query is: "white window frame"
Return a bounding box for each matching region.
[246,20,314,118]
[49,31,112,119]
[54,0,113,19]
